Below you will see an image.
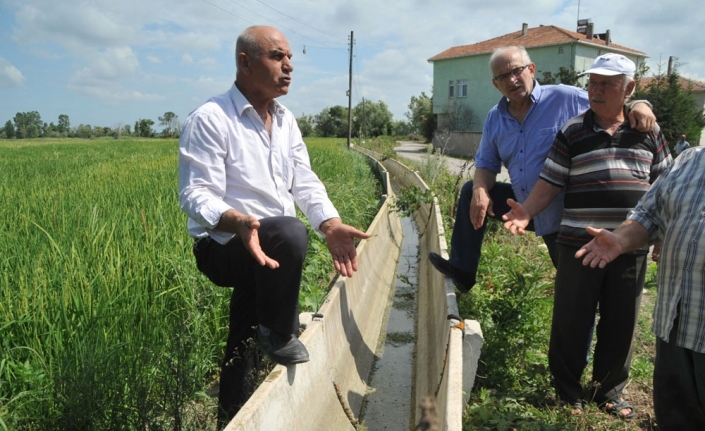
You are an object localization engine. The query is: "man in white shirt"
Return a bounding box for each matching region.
[178,25,370,425]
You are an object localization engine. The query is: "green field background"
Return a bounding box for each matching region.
[0,138,380,430]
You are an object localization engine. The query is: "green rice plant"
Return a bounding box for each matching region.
[298,139,382,312]
[0,137,380,429]
[354,136,398,160]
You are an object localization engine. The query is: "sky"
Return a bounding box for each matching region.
[1,0,703,132]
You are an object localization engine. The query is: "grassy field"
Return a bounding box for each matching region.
[0,137,380,430]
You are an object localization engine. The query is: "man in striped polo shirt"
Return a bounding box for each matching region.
[502,53,673,418]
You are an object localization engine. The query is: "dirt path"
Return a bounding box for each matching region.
[393,140,510,182]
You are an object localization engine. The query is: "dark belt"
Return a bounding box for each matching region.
[194,236,211,248]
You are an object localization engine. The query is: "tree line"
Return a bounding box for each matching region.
[1,112,182,140]
[3,61,701,148]
[0,95,440,143]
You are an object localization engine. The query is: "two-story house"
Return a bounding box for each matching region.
[428,23,648,137]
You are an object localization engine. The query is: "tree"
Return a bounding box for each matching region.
[158,111,180,138]
[135,118,155,137]
[391,120,412,136]
[296,114,314,137]
[537,66,583,87]
[76,124,93,139]
[3,120,14,139]
[13,111,43,139]
[353,99,393,138]
[439,99,475,132]
[405,92,436,142]
[314,106,348,137]
[633,61,705,148]
[57,114,70,136]
[122,124,132,136]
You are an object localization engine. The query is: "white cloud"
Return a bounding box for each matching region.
[181,53,194,65]
[198,57,219,69]
[0,57,26,88]
[68,83,165,105]
[172,32,221,53]
[71,47,140,83]
[12,3,133,51]
[1,0,703,126]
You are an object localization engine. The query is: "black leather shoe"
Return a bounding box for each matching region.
[258,329,310,365]
[428,252,475,293]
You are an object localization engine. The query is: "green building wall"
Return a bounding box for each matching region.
[431,44,647,132]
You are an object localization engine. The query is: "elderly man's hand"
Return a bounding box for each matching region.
[321,218,371,277]
[470,187,493,230]
[501,199,530,235]
[217,209,280,269]
[628,102,656,132]
[575,227,622,268]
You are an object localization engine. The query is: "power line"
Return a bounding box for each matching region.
[225,0,325,46]
[254,0,338,40]
[200,0,254,25]
[199,0,345,51]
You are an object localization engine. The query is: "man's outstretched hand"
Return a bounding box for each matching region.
[321,218,371,278]
[218,209,280,269]
[574,226,622,269]
[502,199,531,235]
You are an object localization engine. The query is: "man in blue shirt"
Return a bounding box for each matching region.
[674,134,690,156]
[428,46,655,293]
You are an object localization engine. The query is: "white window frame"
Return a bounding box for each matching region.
[456,79,468,97]
[448,80,455,98]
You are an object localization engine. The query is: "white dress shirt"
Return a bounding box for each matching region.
[178,84,339,244]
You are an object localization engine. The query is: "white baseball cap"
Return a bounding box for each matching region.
[579,53,636,77]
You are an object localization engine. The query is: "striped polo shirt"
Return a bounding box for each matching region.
[540,108,672,247]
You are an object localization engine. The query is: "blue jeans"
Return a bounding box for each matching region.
[448,180,558,278]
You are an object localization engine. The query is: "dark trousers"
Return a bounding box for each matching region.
[449,180,558,277]
[192,216,309,426]
[654,314,705,431]
[549,244,645,404]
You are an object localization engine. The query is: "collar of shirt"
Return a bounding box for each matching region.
[229,84,286,123]
[585,107,631,135]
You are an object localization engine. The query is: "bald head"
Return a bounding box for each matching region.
[236,26,267,61]
[234,26,293,108]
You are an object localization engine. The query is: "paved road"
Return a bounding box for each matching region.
[393,140,509,182]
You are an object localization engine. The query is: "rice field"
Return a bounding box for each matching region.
[0,137,381,430]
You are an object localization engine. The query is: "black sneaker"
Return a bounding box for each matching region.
[258,329,310,365]
[428,252,475,293]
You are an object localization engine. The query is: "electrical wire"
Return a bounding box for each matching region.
[253,0,338,40]
[199,0,346,51]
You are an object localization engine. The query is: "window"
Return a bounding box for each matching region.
[456,79,468,97]
[448,80,455,98]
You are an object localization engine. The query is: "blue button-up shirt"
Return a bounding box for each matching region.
[475,81,589,236]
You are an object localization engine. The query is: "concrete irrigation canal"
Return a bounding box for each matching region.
[224,147,484,431]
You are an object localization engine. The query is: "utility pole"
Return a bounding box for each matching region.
[347,31,354,149]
